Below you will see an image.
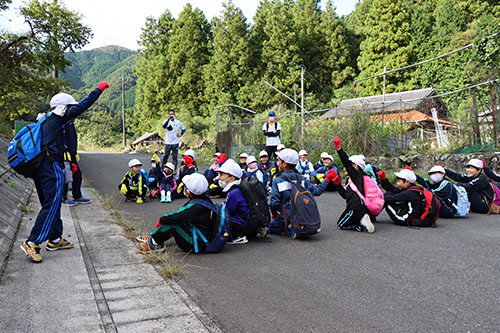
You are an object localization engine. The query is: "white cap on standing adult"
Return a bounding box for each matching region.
[216,160,243,179]
[182,173,208,195]
[277,148,299,165]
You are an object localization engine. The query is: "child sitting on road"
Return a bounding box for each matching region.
[445,159,494,214]
[135,173,217,253]
[244,156,265,183]
[148,154,162,193]
[313,152,329,170]
[216,160,255,244]
[296,150,314,181]
[377,167,426,227]
[268,148,337,236]
[416,164,458,218]
[239,153,248,170]
[119,159,149,204]
[312,154,338,191]
[332,137,376,233]
[203,152,221,183]
[159,163,177,203]
[176,150,198,198]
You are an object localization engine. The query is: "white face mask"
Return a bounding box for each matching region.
[430,173,444,183]
[151,163,156,168]
[219,180,227,188]
[269,117,275,121]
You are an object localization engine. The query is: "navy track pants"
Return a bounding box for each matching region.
[29,157,64,244]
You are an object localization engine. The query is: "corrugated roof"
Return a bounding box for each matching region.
[131,132,163,146]
[321,88,437,119]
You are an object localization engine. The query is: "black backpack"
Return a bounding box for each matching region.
[237,175,271,228]
[279,174,321,236]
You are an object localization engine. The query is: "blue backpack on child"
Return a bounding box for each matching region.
[7,113,57,178]
[452,184,470,217]
[189,199,231,253]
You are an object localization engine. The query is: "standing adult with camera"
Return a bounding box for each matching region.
[162,110,186,169]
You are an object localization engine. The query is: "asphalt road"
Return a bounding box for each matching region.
[79,152,500,332]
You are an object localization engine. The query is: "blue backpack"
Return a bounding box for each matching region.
[453,184,470,217]
[189,199,231,253]
[7,113,58,178]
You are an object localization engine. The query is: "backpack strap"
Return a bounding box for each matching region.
[190,224,209,254]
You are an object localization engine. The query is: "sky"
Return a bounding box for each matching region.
[1,0,359,51]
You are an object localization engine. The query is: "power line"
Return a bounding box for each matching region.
[354,31,500,83]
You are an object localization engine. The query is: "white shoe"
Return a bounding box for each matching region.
[360,214,375,233]
[227,236,248,244]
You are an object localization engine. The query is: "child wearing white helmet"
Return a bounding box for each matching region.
[136,173,218,253]
[119,159,149,204]
[415,164,461,218]
[444,159,495,214]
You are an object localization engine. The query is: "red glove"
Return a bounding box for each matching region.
[218,153,227,164]
[404,165,412,171]
[71,163,78,174]
[325,168,340,185]
[155,218,161,228]
[97,82,109,91]
[183,155,193,168]
[377,170,386,180]
[333,137,341,150]
[482,160,487,168]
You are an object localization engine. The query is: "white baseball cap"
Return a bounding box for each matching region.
[182,173,208,195]
[466,158,483,169]
[320,152,329,159]
[395,169,417,183]
[164,162,175,171]
[183,149,196,158]
[216,160,243,179]
[213,152,221,157]
[239,153,249,158]
[259,150,268,157]
[246,156,257,164]
[277,148,299,165]
[428,164,445,174]
[49,93,77,116]
[324,154,334,161]
[349,155,366,170]
[277,144,286,151]
[128,159,142,167]
[298,150,307,156]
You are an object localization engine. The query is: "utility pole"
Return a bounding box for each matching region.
[382,66,386,134]
[490,70,498,148]
[301,65,305,137]
[122,76,126,147]
[294,83,298,135]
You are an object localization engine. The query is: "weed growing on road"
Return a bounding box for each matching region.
[101,195,137,241]
[9,181,19,192]
[144,247,191,281]
[19,203,28,213]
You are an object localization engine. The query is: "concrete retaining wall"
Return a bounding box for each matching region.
[0,137,33,274]
[370,151,500,173]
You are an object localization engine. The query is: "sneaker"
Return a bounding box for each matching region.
[288,225,297,239]
[46,238,74,251]
[360,214,375,233]
[20,241,42,263]
[160,195,167,203]
[74,197,91,204]
[135,239,165,253]
[226,236,248,244]
[166,192,172,203]
[62,199,77,206]
[136,235,151,243]
[257,227,269,238]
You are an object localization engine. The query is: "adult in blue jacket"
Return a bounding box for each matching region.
[268,149,337,236]
[20,82,109,263]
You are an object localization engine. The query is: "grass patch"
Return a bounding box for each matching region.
[19,203,28,213]
[101,195,137,241]
[143,247,192,281]
[9,181,20,192]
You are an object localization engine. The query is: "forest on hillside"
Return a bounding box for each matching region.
[131,0,499,154]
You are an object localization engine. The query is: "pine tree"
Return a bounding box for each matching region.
[357,0,414,95]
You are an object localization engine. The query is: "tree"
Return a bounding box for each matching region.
[20,0,92,78]
[204,1,252,108]
[356,0,414,95]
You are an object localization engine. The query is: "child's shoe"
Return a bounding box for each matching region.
[46,238,74,251]
[226,236,248,244]
[166,191,172,203]
[288,225,297,239]
[360,214,375,233]
[160,194,167,203]
[135,238,165,253]
[136,197,144,204]
[20,241,42,263]
[136,235,151,243]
